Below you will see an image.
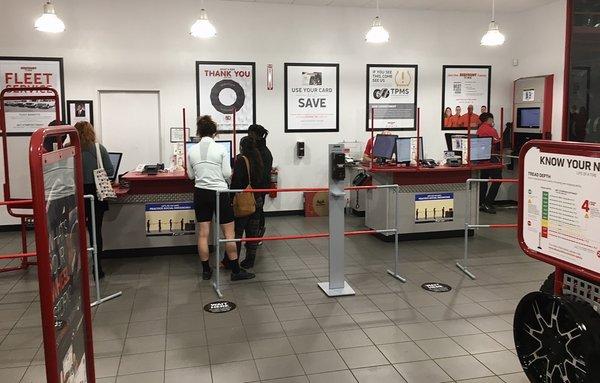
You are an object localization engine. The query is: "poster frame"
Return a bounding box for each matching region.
[518,139,600,282]
[195,60,256,134]
[284,62,340,133]
[441,65,492,131]
[0,56,65,136]
[365,64,418,132]
[66,100,93,126]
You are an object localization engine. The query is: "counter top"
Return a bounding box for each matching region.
[116,170,194,195]
[364,162,503,173]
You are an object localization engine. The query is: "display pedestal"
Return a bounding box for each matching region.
[318,282,355,297]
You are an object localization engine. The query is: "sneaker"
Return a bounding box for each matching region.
[202,268,213,280]
[479,203,496,214]
[231,269,255,281]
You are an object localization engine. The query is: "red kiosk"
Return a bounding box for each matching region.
[514,140,600,382]
[30,126,96,383]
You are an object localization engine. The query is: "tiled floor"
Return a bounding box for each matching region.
[0,208,550,383]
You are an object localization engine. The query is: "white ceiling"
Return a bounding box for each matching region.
[221,0,559,13]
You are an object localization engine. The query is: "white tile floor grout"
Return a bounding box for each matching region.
[0,210,545,383]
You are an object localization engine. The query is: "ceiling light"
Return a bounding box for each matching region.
[366,0,389,44]
[190,9,217,39]
[481,0,505,46]
[34,1,65,33]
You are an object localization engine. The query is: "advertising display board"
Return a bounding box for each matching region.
[196,61,256,132]
[366,64,417,131]
[414,193,454,224]
[441,65,491,130]
[66,100,93,126]
[30,128,95,383]
[519,140,600,277]
[0,57,65,135]
[145,202,196,236]
[284,63,339,133]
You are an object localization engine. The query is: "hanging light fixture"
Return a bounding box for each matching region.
[481,0,505,46]
[365,0,389,44]
[34,1,65,33]
[190,0,216,39]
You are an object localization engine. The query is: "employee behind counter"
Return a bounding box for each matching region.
[362,112,504,214]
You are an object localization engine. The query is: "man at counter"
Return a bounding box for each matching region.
[363,130,392,162]
[460,105,479,129]
[477,112,502,214]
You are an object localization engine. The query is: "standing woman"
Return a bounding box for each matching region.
[187,116,254,281]
[247,124,273,242]
[231,136,263,268]
[74,121,113,279]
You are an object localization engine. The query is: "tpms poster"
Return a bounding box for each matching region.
[285,63,339,132]
[366,65,417,131]
[522,147,600,273]
[442,65,491,130]
[0,57,64,135]
[196,61,256,132]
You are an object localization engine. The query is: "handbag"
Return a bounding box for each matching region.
[93,143,117,201]
[232,156,256,218]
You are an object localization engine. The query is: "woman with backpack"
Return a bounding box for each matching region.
[230,136,264,268]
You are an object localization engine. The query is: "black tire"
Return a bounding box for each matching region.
[513,291,600,383]
[540,272,555,294]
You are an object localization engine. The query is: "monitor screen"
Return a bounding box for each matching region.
[517,107,540,128]
[396,137,424,163]
[107,152,122,181]
[470,137,492,161]
[372,134,398,159]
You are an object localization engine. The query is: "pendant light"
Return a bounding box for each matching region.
[365,0,389,44]
[190,0,217,39]
[481,0,505,46]
[34,1,65,33]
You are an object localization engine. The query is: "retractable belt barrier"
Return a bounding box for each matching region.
[456,178,518,279]
[211,184,405,298]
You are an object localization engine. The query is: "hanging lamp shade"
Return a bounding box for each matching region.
[365,16,389,44]
[34,1,65,33]
[190,9,217,39]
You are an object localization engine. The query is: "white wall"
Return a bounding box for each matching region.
[0,0,566,223]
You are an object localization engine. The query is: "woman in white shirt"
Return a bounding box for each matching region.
[187,116,254,281]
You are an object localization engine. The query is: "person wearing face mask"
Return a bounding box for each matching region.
[477,112,502,214]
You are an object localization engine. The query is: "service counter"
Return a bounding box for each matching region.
[364,163,503,240]
[103,170,201,256]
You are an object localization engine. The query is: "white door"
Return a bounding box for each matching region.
[98,91,161,173]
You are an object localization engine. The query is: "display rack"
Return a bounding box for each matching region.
[30,126,96,383]
[514,139,600,383]
[0,86,61,273]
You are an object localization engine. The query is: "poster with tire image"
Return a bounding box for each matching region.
[196,61,256,133]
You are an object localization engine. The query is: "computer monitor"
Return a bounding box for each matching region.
[215,140,233,160]
[469,137,493,161]
[396,137,424,163]
[107,152,122,181]
[517,107,540,129]
[372,134,398,159]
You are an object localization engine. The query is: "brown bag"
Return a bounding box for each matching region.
[233,156,256,218]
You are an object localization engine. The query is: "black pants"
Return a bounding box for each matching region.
[235,196,264,257]
[83,184,108,273]
[479,168,503,205]
[258,193,266,233]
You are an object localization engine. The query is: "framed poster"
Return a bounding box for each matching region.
[284,63,339,133]
[196,61,256,133]
[366,64,417,131]
[0,56,65,136]
[170,127,191,143]
[441,65,491,130]
[66,100,93,126]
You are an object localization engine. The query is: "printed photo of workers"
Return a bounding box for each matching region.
[442,104,487,129]
[75,103,86,117]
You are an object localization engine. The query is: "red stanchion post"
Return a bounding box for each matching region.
[182,108,187,171]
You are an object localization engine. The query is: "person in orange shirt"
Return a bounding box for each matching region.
[448,106,463,128]
[460,104,479,129]
[443,107,453,128]
[480,105,487,114]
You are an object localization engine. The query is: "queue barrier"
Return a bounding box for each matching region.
[456,178,519,280]
[211,184,405,298]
